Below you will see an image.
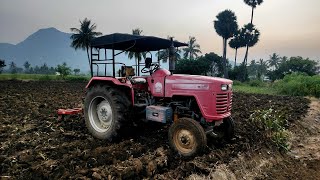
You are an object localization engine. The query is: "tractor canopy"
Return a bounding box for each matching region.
[90,33,188,52]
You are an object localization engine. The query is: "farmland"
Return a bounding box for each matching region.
[0,80,319,179]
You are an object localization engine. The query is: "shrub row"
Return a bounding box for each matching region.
[274,73,320,98]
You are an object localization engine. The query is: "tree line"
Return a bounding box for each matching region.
[0,60,81,77]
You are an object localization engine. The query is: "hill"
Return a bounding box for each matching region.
[0,28,88,71]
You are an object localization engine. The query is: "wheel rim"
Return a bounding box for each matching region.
[88,96,113,133]
[173,129,196,154]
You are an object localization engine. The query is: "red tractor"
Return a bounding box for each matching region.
[84,33,234,157]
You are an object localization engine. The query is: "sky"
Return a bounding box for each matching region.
[1,0,320,62]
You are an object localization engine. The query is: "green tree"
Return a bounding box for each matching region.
[244,0,264,24]
[40,63,49,74]
[214,10,238,78]
[241,23,260,65]
[70,18,102,71]
[56,62,71,78]
[175,52,226,76]
[23,61,31,73]
[157,48,181,63]
[0,59,6,74]
[34,65,40,74]
[247,60,258,78]
[268,53,280,70]
[182,36,202,60]
[74,68,80,75]
[267,56,318,81]
[229,30,245,67]
[201,52,224,76]
[257,59,268,80]
[279,56,288,65]
[242,0,263,68]
[9,61,17,74]
[125,28,147,75]
[156,36,181,63]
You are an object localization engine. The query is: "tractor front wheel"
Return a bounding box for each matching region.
[84,85,129,140]
[168,118,207,157]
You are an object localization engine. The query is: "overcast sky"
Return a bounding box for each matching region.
[1,0,319,62]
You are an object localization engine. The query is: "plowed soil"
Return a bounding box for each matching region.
[0,80,317,179]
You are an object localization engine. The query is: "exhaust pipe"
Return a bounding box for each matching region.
[169,37,176,74]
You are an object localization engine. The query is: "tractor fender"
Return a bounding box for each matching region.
[85,77,134,105]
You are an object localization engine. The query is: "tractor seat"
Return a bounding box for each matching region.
[131,77,147,84]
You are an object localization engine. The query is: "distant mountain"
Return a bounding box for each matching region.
[0,27,88,71]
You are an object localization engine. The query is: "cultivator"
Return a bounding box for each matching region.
[57,108,82,120]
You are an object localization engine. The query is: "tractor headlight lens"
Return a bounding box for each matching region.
[221,84,228,91]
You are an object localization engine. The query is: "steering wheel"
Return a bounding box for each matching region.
[141,63,160,74]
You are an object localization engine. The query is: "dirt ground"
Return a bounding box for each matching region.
[0,80,318,179]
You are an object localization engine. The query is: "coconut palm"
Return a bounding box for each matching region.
[214,9,238,78]
[157,48,181,63]
[268,53,280,70]
[70,18,102,67]
[126,28,146,75]
[229,30,245,67]
[240,23,260,65]
[157,36,181,63]
[257,58,268,79]
[182,36,202,60]
[244,0,263,24]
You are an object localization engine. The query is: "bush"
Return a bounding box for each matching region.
[246,79,265,87]
[274,73,320,98]
[249,108,290,151]
[232,80,243,86]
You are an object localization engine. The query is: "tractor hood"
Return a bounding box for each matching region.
[168,74,232,84]
[165,74,233,92]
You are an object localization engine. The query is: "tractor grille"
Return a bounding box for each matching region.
[216,93,232,114]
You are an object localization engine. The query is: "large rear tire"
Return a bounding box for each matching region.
[84,85,129,140]
[168,118,207,157]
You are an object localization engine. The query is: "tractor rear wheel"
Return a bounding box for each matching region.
[168,118,207,157]
[84,85,129,140]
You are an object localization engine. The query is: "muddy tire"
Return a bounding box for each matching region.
[212,117,235,141]
[168,118,207,157]
[223,117,235,141]
[84,85,129,140]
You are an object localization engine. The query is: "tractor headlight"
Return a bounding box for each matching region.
[221,84,228,91]
[229,84,232,90]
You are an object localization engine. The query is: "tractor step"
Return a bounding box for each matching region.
[57,108,82,120]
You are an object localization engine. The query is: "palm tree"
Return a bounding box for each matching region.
[248,60,258,77]
[126,28,146,75]
[157,48,181,63]
[229,30,244,67]
[214,10,238,78]
[257,58,268,80]
[183,36,202,60]
[242,0,263,69]
[240,23,260,65]
[157,36,181,63]
[280,56,288,65]
[268,53,280,70]
[244,0,264,24]
[70,18,102,67]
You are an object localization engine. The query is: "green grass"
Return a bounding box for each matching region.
[233,83,278,95]
[0,73,90,82]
